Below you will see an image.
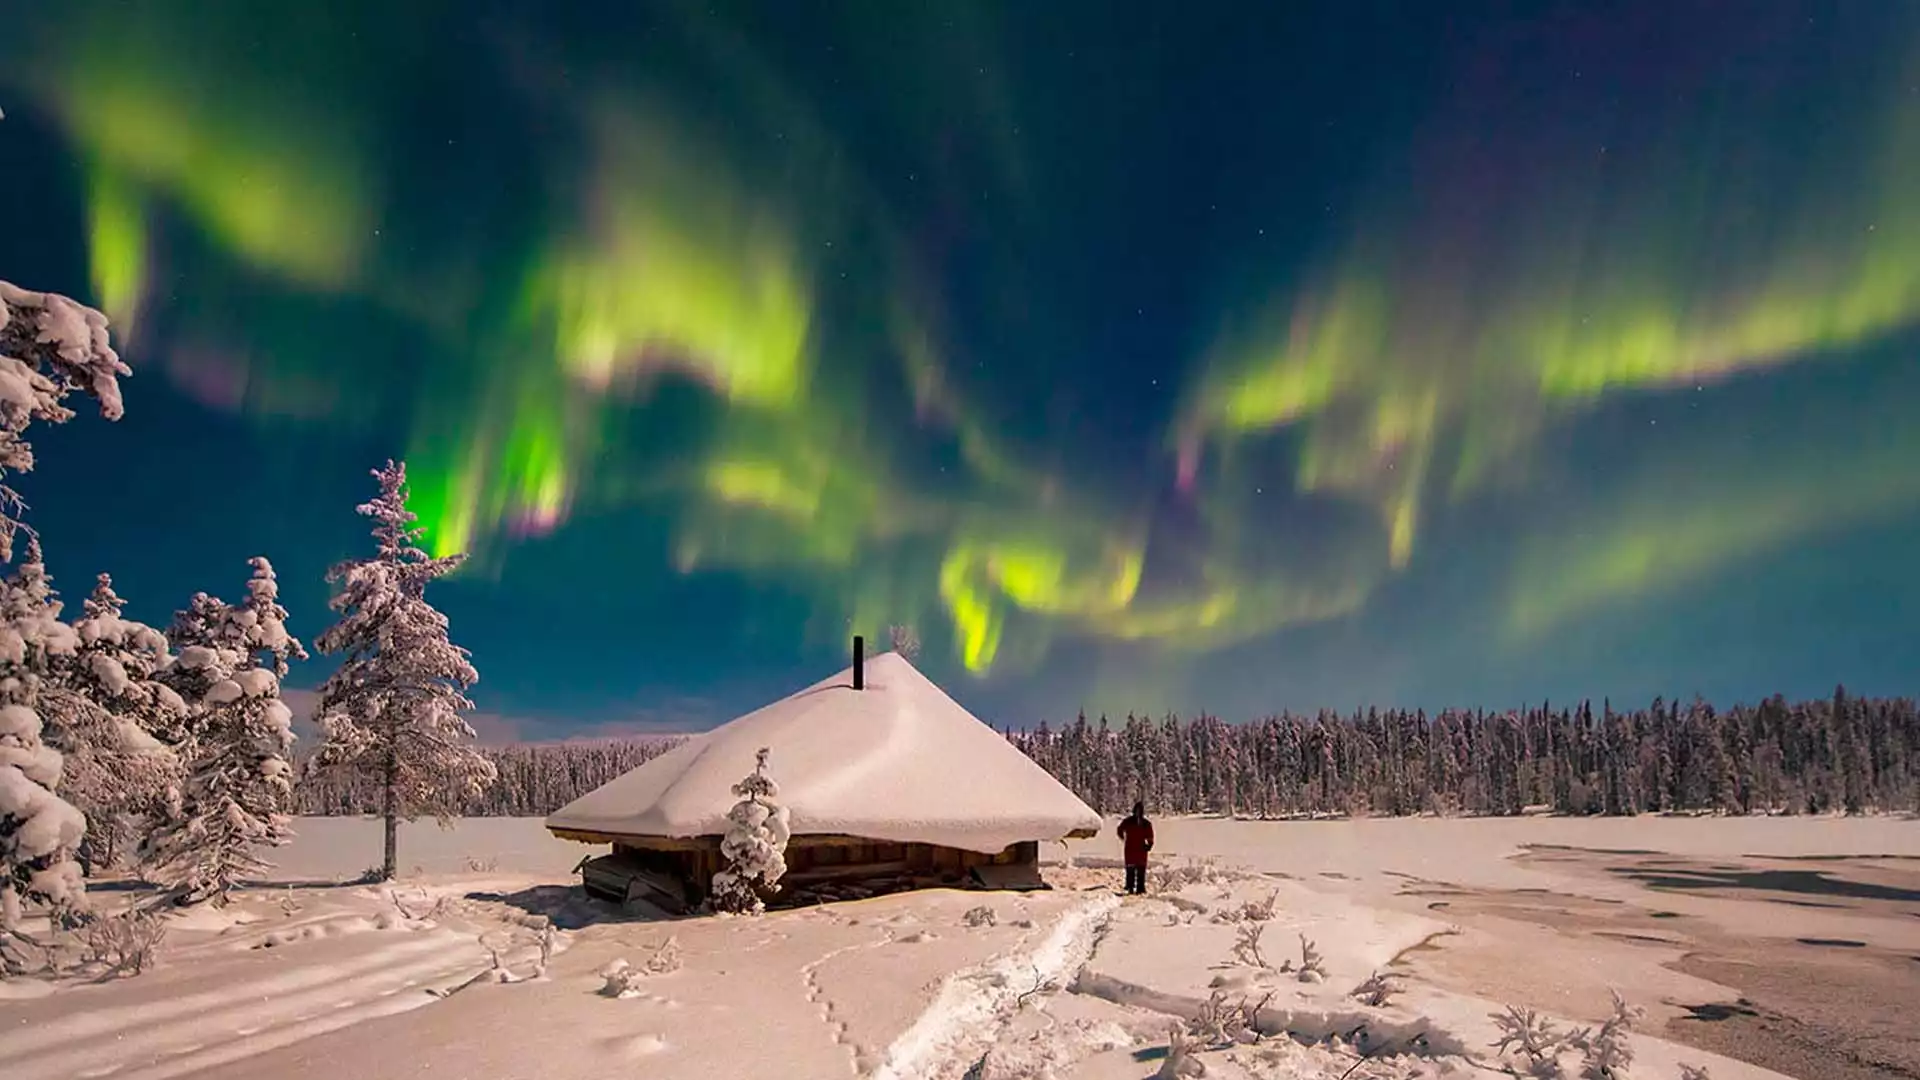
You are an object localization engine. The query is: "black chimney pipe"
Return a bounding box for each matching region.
[853,635,865,690]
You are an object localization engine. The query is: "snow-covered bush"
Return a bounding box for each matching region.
[1151,856,1232,893]
[145,559,306,905]
[1581,990,1643,1078]
[308,461,495,882]
[707,747,790,915]
[1210,890,1279,924]
[82,905,167,977]
[1490,991,1645,1079]
[1187,988,1270,1049]
[1231,922,1269,969]
[1490,1004,1565,1075]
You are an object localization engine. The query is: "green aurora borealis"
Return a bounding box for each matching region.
[5,2,1920,730]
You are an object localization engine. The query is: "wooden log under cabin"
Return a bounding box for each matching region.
[554,826,1047,912]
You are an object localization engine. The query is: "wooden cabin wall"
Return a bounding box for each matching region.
[609,835,1042,902]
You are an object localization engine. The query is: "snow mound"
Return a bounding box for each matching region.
[548,652,1101,854]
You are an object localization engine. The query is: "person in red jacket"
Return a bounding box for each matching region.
[1117,801,1154,895]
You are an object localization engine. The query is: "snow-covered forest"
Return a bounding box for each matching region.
[293,738,683,816]
[294,690,1918,820]
[1003,693,1920,817]
[2,280,503,960]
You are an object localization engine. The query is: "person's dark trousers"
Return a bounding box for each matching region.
[1124,864,1146,894]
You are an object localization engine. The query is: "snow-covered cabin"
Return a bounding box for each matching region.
[547,642,1101,911]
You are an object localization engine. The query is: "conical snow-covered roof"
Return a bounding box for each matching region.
[546,651,1102,854]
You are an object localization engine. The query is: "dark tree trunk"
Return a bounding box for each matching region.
[382,740,399,881]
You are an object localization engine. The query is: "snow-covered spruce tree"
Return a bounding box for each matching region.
[308,460,495,882]
[0,281,131,937]
[0,541,87,943]
[153,591,235,748]
[707,747,790,915]
[51,575,186,870]
[145,559,307,906]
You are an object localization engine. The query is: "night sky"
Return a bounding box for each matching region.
[3,2,1917,738]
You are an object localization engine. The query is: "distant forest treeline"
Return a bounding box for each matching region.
[293,739,686,817]
[1007,688,1920,817]
[296,688,1920,818]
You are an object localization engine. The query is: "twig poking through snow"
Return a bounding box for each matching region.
[1232,922,1270,969]
[387,888,429,921]
[1,926,56,977]
[479,929,511,972]
[963,904,998,928]
[1188,988,1273,1048]
[1331,1024,1432,1080]
[1012,963,1054,1007]
[1157,1020,1209,1078]
[1296,934,1327,982]
[643,935,681,975]
[1679,1065,1713,1080]
[534,924,555,977]
[1350,969,1401,1007]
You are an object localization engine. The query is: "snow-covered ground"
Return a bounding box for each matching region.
[3,814,1915,1080]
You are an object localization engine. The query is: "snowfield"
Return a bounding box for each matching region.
[2,814,1915,1080]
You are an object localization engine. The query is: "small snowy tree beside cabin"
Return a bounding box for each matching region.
[146,558,306,905]
[309,460,495,882]
[707,747,790,915]
[0,281,131,932]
